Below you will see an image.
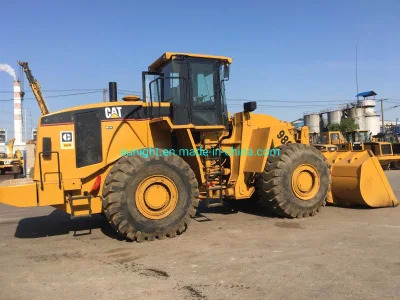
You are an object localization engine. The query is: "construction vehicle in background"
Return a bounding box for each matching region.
[0,138,24,175]
[312,144,338,152]
[320,131,345,145]
[18,61,50,115]
[363,141,400,170]
[0,53,397,242]
[343,130,370,150]
[393,144,400,169]
[311,131,344,152]
[315,130,400,170]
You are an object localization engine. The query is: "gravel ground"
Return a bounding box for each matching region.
[0,171,399,300]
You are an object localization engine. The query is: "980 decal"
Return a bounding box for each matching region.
[277,130,292,145]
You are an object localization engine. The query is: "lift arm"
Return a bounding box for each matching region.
[18,61,49,115]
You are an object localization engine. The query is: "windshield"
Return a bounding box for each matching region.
[321,134,328,144]
[190,61,215,106]
[330,133,340,143]
[356,131,369,142]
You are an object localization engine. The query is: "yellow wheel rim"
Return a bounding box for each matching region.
[136,175,178,220]
[291,164,320,201]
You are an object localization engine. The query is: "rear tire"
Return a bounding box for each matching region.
[102,154,199,242]
[260,143,330,218]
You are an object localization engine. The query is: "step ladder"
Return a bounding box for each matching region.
[203,134,225,208]
[68,192,92,219]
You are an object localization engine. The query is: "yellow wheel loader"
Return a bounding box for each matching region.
[318,130,400,170]
[312,131,345,152]
[0,138,24,176]
[0,53,397,242]
[363,141,400,170]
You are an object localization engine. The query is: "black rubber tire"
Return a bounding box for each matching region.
[392,161,400,170]
[260,143,330,218]
[102,154,199,242]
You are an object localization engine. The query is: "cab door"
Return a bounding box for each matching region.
[188,59,221,126]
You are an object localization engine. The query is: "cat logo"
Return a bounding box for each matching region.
[105,107,122,119]
[60,131,74,149]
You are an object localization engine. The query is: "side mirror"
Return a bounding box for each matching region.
[223,64,230,79]
[42,137,52,158]
[244,101,257,112]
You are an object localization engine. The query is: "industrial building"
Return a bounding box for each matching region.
[304,91,381,135]
[0,128,6,154]
[32,128,37,141]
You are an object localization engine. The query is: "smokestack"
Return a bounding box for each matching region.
[13,80,23,144]
[109,82,117,102]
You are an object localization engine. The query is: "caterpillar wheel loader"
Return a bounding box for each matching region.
[0,53,398,242]
[317,130,400,170]
[311,131,343,152]
[0,138,24,175]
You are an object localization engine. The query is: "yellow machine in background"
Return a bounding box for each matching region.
[320,131,344,145]
[314,130,400,170]
[0,53,397,242]
[312,144,338,152]
[312,131,344,151]
[0,138,24,175]
[363,141,400,169]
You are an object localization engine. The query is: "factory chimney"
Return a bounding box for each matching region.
[13,80,23,144]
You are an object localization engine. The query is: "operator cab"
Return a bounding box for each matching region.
[143,52,232,126]
[346,130,370,150]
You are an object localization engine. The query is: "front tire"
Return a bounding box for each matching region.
[260,143,330,218]
[102,154,199,242]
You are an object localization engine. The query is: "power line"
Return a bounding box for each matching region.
[376,104,400,113]
[0,90,102,102]
[227,98,352,104]
[228,104,335,108]
[117,89,143,94]
[0,88,103,93]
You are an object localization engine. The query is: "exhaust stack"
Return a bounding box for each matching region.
[13,80,23,144]
[109,82,117,102]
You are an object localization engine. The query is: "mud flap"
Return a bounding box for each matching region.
[322,150,399,208]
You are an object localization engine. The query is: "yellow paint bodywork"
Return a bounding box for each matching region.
[322,150,398,207]
[149,52,232,71]
[0,99,397,213]
[0,178,38,207]
[219,112,296,199]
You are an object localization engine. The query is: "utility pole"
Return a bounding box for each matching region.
[381,98,384,134]
[380,98,389,134]
[103,89,107,102]
[24,108,27,143]
[356,45,359,96]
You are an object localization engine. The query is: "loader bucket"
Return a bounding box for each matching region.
[322,150,398,208]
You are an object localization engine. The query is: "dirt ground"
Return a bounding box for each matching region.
[0,172,399,300]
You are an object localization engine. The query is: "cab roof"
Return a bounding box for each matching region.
[149,52,233,71]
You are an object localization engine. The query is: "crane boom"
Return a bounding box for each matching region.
[18,61,49,115]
